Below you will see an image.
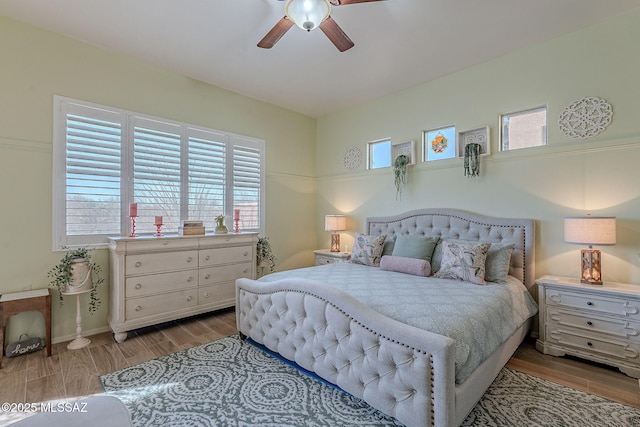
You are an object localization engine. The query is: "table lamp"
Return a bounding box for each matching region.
[564,216,616,285]
[325,214,347,252]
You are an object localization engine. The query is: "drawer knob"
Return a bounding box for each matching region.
[244,251,248,257]
[587,341,593,347]
[135,261,142,268]
[187,276,194,283]
[206,255,210,261]
[135,305,142,312]
[204,292,210,298]
[586,321,593,326]
[186,296,193,302]
[586,301,593,306]
[205,274,211,280]
[187,257,193,263]
[135,283,142,290]
[243,268,248,274]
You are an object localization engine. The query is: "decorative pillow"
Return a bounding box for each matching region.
[381,235,396,257]
[434,240,491,285]
[350,233,387,267]
[485,243,515,284]
[391,234,440,262]
[380,255,431,277]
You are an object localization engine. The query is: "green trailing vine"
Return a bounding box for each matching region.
[256,237,277,274]
[48,247,104,314]
[393,154,410,199]
[464,143,481,178]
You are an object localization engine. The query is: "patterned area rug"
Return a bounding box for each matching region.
[100,335,640,427]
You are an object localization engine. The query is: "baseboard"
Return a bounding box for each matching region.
[52,326,112,345]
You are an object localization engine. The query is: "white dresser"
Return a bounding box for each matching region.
[536,275,640,378]
[108,233,257,342]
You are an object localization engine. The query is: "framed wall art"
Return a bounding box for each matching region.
[422,125,456,161]
[457,126,490,158]
[392,140,416,165]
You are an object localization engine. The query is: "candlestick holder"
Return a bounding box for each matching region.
[155,223,163,237]
[234,219,239,233]
[129,216,137,237]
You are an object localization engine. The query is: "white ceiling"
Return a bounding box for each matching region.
[1,0,640,117]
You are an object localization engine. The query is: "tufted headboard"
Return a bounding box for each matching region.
[366,208,536,293]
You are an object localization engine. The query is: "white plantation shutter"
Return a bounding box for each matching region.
[133,118,182,234]
[53,96,265,249]
[188,129,227,227]
[232,137,264,232]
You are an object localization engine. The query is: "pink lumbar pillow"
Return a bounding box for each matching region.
[379,255,431,277]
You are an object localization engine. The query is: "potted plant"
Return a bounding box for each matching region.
[48,247,104,314]
[393,154,410,199]
[214,215,228,234]
[256,237,277,274]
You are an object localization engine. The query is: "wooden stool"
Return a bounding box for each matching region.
[0,289,52,367]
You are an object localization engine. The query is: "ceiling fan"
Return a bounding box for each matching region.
[258,0,386,52]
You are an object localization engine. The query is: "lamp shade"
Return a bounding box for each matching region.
[564,216,616,246]
[325,214,347,232]
[285,0,331,31]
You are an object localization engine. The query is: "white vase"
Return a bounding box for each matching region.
[65,258,94,294]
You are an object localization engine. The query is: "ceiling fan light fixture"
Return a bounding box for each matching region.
[285,0,331,31]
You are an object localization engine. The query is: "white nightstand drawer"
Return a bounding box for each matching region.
[547,307,640,341]
[546,288,640,319]
[546,327,640,363]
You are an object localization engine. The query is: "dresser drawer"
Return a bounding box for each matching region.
[123,237,197,253]
[546,327,640,363]
[200,262,252,286]
[199,245,252,266]
[199,283,235,305]
[546,288,640,319]
[547,307,640,342]
[125,289,198,320]
[125,270,197,298]
[126,250,198,275]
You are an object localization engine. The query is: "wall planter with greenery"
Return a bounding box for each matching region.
[393,154,410,199]
[48,247,104,314]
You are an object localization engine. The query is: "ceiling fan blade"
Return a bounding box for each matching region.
[319,16,354,52]
[330,0,386,5]
[257,17,294,49]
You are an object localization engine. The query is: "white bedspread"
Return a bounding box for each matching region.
[259,263,538,383]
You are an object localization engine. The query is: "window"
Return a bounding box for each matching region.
[500,107,547,151]
[53,96,265,249]
[367,139,392,169]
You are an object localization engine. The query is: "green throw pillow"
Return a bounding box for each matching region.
[391,234,440,262]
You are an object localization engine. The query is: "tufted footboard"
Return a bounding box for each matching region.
[236,277,457,427]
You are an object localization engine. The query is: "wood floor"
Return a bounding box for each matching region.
[0,308,638,425]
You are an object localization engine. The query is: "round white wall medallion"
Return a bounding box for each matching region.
[558,97,613,139]
[343,147,362,171]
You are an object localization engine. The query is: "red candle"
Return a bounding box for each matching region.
[129,203,137,217]
[155,216,163,226]
[234,209,240,221]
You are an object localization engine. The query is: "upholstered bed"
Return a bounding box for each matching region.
[236,208,536,427]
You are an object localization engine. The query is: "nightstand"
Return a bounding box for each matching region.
[313,249,351,266]
[536,275,640,378]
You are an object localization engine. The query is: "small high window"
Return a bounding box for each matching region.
[367,139,392,169]
[501,107,547,151]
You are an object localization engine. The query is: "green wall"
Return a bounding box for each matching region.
[0,16,317,343]
[316,10,640,285]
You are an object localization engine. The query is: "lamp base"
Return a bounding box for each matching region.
[580,248,603,285]
[330,233,341,252]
